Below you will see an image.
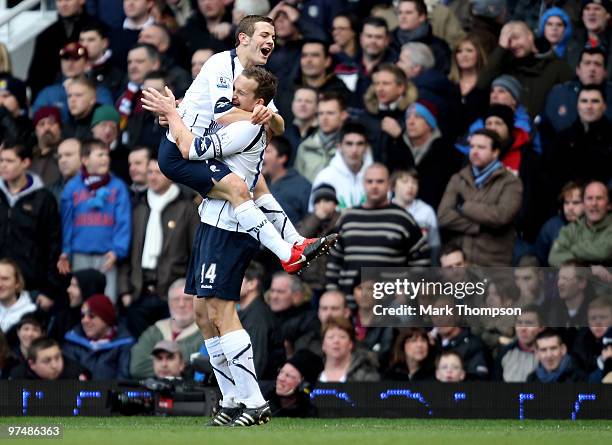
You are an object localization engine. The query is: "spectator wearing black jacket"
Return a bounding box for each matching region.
[527,329,587,382]
[80,21,125,98]
[27,0,94,100]
[238,262,279,379]
[9,337,88,380]
[572,296,612,374]
[0,144,62,307]
[390,0,452,74]
[432,296,491,379]
[385,328,435,381]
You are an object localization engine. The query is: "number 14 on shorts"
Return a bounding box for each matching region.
[200,263,217,288]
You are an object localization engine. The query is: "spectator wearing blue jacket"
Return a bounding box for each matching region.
[31,43,114,123]
[59,139,131,303]
[63,294,134,379]
[541,46,612,133]
[537,7,573,60]
[456,75,543,156]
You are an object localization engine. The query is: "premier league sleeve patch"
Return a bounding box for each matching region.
[217,76,230,89]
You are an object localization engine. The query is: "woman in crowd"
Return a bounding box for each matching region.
[385,328,435,381]
[448,35,488,132]
[319,317,380,382]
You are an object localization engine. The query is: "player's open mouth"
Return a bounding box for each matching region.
[260,47,272,57]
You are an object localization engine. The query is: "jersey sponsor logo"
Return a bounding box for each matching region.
[216,76,230,89]
[214,97,233,114]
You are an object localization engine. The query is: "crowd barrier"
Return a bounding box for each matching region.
[1,381,611,419]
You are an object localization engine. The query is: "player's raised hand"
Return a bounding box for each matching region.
[141,86,177,117]
[251,104,273,125]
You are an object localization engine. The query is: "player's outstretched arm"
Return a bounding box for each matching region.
[142,87,194,159]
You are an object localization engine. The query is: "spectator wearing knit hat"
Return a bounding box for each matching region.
[31,43,114,124]
[477,20,573,117]
[90,105,130,184]
[457,74,542,156]
[30,107,63,186]
[537,7,574,60]
[566,0,612,78]
[483,104,544,243]
[264,349,323,417]
[297,184,341,296]
[386,99,462,210]
[63,294,134,379]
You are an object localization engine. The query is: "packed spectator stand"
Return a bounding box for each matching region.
[0,0,611,398]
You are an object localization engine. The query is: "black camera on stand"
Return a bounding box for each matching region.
[107,378,220,416]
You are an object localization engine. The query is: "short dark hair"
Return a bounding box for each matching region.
[579,45,607,68]
[244,261,264,293]
[435,350,464,369]
[1,144,32,160]
[361,16,389,33]
[235,15,274,47]
[28,337,60,362]
[579,83,606,102]
[302,39,330,58]
[519,304,543,326]
[269,136,292,166]
[80,20,109,39]
[144,70,167,82]
[81,138,108,158]
[471,128,502,151]
[398,0,428,16]
[129,42,160,62]
[319,91,346,110]
[439,243,465,260]
[535,328,564,347]
[241,66,278,105]
[339,121,367,143]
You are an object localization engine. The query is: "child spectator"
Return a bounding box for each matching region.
[58,139,131,302]
[435,351,466,382]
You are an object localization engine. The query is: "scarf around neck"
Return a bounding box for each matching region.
[471,159,502,189]
[535,354,572,383]
[81,166,111,191]
[396,21,429,44]
[141,184,181,270]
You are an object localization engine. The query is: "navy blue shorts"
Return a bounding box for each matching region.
[157,135,232,196]
[185,222,259,301]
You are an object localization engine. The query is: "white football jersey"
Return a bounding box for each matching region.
[198,122,268,232]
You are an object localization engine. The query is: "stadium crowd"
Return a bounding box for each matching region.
[0,0,611,405]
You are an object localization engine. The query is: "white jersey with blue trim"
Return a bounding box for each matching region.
[197,122,268,232]
[168,49,276,141]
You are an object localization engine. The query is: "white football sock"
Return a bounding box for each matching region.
[255,193,305,244]
[234,200,292,261]
[220,329,266,409]
[204,336,238,408]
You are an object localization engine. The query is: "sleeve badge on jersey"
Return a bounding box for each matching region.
[216,76,230,88]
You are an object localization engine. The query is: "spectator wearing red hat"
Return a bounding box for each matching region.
[31,43,114,124]
[30,107,63,186]
[27,0,95,101]
[63,294,134,379]
[387,99,462,210]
